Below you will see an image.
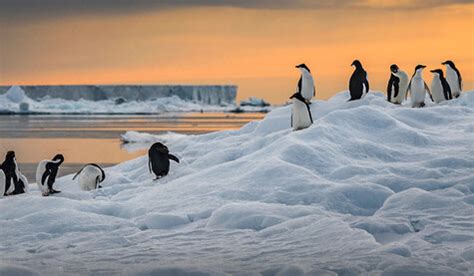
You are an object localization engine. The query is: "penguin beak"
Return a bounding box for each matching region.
[441,61,446,65]
[421,65,426,68]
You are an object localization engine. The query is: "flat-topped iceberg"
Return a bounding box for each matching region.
[0,86,269,114]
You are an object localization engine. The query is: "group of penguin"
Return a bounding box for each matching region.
[0,142,179,197]
[0,60,464,196]
[290,60,463,130]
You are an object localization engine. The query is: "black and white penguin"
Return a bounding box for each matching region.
[0,151,28,196]
[36,154,64,196]
[290,92,313,131]
[430,69,452,103]
[442,60,462,98]
[408,65,433,107]
[295,63,315,103]
[73,163,105,191]
[349,60,369,101]
[148,142,180,180]
[387,64,409,104]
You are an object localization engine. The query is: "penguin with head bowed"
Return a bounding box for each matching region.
[0,151,28,196]
[148,142,180,180]
[387,64,409,104]
[36,154,64,196]
[442,60,462,98]
[295,63,315,104]
[73,163,105,191]
[290,92,313,131]
[430,69,452,103]
[408,65,433,107]
[349,60,369,101]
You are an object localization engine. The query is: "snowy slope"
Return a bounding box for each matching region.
[0,86,269,114]
[1,91,474,275]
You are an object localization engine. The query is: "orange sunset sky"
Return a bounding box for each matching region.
[0,0,473,103]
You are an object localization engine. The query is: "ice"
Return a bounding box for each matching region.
[0,86,270,114]
[0,91,473,275]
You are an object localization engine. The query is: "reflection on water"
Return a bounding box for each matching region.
[0,113,264,180]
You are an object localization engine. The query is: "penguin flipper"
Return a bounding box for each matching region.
[148,158,152,174]
[297,76,302,93]
[424,82,433,102]
[168,154,180,163]
[364,78,370,93]
[406,79,412,100]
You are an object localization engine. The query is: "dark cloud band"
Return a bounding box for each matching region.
[0,0,470,21]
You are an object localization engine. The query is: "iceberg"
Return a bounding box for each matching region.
[0,85,270,114]
[1,91,473,275]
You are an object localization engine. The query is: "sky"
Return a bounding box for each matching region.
[0,0,473,103]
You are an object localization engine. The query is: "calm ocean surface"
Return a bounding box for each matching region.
[0,113,264,181]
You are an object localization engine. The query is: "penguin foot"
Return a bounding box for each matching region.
[49,189,61,194]
[98,185,103,189]
[42,192,50,197]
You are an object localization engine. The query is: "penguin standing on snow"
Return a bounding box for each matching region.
[442,60,462,98]
[148,142,180,180]
[295,63,315,103]
[290,92,313,131]
[73,163,105,191]
[408,65,433,107]
[36,154,64,196]
[1,151,28,195]
[349,60,369,101]
[387,64,409,104]
[430,69,452,103]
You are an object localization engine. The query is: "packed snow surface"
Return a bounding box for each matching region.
[1,91,474,275]
[0,86,268,114]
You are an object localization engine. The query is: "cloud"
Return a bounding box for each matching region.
[0,0,471,22]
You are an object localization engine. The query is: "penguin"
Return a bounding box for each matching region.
[387,64,409,104]
[290,92,313,131]
[349,60,369,101]
[0,170,5,198]
[430,69,452,103]
[442,60,462,98]
[36,154,64,196]
[148,142,180,180]
[407,65,433,107]
[73,163,105,191]
[0,151,28,196]
[295,63,315,103]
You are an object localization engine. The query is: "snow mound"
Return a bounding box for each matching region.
[1,91,473,275]
[5,85,25,103]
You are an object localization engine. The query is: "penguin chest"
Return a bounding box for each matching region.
[301,77,314,100]
[431,79,445,103]
[292,101,312,130]
[35,161,49,192]
[411,79,425,103]
[446,71,460,95]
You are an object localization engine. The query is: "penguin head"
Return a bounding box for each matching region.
[390,64,399,74]
[442,60,455,68]
[52,154,64,164]
[351,60,363,69]
[5,151,15,162]
[414,64,426,72]
[295,63,311,73]
[430,69,444,77]
[151,142,169,154]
